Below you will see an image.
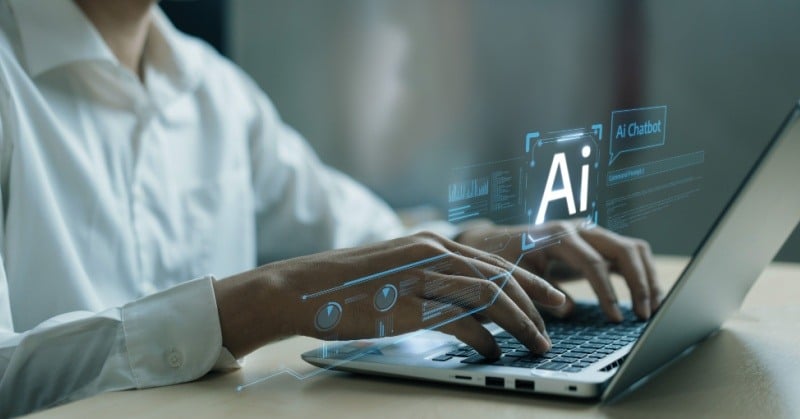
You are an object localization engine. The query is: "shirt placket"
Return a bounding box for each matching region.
[127,73,159,296]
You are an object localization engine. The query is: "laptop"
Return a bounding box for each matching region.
[301,101,800,401]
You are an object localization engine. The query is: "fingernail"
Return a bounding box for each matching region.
[535,333,551,352]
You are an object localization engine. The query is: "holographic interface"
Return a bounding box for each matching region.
[238,104,711,390]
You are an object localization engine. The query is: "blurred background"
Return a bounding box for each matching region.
[162,0,800,262]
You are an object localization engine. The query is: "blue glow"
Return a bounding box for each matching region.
[301,253,449,300]
[591,123,603,140]
[609,105,668,165]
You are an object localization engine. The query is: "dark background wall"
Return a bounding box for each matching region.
[161,0,228,55]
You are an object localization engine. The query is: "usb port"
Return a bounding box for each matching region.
[485,376,505,388]
[515,379,535,391]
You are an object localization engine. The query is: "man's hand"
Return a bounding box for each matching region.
[456,221,664,322]
[213,232,566,359]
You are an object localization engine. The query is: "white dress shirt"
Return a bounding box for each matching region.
[0,0,456,415]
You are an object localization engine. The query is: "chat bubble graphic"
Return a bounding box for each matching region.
[609,105,668,165]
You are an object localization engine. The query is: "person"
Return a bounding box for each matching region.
[0,0,663,416]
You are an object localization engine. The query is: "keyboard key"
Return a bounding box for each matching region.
[493,356,521,366]
[432,355,452,361]
[461,355,493,364]
[537,362,569,371]
[511,360,545,368]
[563,367,583,373]
[559,354,584,362]
[581,343,604,349]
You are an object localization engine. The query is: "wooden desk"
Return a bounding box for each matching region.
[31,257,800,418]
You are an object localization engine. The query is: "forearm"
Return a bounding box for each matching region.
[213,266,294,358]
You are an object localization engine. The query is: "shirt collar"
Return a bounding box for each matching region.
[144,8,203,95]
[8,0,202,92]
[9,0,114,77]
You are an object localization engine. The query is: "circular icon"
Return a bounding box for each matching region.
[315,302,342,331]
[374,284,398,312]
[581,145,592,158]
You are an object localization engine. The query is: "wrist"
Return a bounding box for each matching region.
[213,265,292,358]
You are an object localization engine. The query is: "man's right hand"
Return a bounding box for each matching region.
[213,232,566,360]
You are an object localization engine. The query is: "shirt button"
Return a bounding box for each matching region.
[167,348,184,368]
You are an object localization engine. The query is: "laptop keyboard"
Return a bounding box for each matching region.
[433,303,646,373]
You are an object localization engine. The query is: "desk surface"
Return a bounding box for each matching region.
[32,257,800,419]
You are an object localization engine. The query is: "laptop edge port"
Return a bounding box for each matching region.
[485,376,505,388]
[515,379,535,391]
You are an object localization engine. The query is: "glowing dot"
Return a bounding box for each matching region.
[581,145,591,158]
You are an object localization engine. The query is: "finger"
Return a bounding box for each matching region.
[421,274,551,353]
[535,282,576,319]
[468,256,550,340]
[420,267,547,336]
[433,307,501,359]
[431,255,549,337]
[436,239,566,308]
[636,240,665,311]
[545,232,623,322]
[518,247,550,278]
[580,230,651,319]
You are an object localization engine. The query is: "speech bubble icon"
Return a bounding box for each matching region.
[609,105,668,165]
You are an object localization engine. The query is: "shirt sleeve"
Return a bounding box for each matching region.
[247,87,408,264]
[0,273,231,417]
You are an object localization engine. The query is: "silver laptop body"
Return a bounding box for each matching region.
[302,102,800,400]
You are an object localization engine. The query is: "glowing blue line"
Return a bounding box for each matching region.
[525,132,540,153]
[556,132,583,142]
[448,212,480,222]
[301,254,450,300]
[521,222,598,251]
[611,104,666,114]
[548,128,585,135]
[448,205,471,212]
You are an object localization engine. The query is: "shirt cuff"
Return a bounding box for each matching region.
[121,276,229,388]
